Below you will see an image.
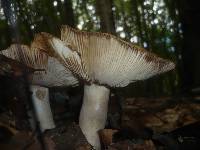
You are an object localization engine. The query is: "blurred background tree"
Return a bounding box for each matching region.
[0,0,199,97]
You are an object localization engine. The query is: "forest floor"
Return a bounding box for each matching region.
[0,96,200,150]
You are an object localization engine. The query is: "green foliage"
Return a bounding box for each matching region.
[0,0,182,96]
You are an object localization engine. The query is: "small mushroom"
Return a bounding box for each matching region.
[33,26,175,149]
[0,44,78,132]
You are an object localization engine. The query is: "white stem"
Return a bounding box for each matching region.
[79,84,110,150]
[30,85,55,132]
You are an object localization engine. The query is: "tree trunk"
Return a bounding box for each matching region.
[132,0,144,45]
[15,0,34,40]
[179,0,200,93]
[95,0,116,34]
[63,0,76,27]
[1,0,20,43]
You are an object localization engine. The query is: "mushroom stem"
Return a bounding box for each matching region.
[79,84,110,150]
[30,85,55,132]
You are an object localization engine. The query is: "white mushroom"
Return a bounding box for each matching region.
[0,44,78,132]
[33,26,175,149]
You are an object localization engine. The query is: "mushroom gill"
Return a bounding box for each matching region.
[61,25,175,87]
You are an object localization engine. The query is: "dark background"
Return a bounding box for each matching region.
[0,0,200,97]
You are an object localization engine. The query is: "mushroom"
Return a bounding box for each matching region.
[33,26,175,149]
[0,44,78,132]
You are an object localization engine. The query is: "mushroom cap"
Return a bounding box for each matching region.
[34,26,175,87]
[0,44,78,87]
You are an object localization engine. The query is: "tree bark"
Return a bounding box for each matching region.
[63,0,75,27]
[95,0,116,34]
[132,0,144,45]
[179,0,200,93]
[1,0,20,43]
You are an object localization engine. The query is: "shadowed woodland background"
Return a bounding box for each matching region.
[1,0,200,149]
[0,0,200,97]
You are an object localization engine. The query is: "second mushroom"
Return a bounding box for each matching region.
[0,44,78,132]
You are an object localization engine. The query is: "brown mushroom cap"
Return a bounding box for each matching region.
[0,44,78,87]
[34,26,175,87]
